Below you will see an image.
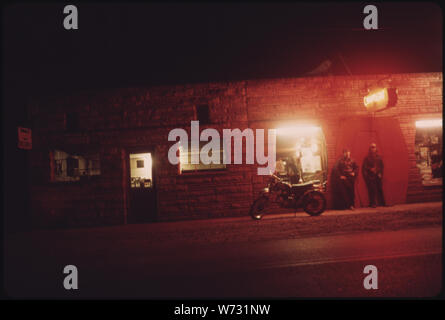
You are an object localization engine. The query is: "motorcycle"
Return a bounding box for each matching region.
[249,174,327,220]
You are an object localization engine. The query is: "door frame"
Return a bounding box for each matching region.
[334,116,409,207]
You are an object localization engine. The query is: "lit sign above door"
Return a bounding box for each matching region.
[363,88,397,112]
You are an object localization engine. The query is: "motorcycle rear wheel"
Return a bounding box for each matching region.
[303,191,326,216]
[249,196,268,220]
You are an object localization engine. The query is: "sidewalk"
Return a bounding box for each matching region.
[17,201,441,247]
[264,201,443,219]
[158,200,443,224]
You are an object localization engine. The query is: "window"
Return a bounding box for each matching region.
[52,150,101,182]
[179,141,226,173]
[196,105,210,124]
[275,126,328,184]
[130,153,153,188]
[414,119,442,186]
[66,157,79,177]
[136,160,144,168]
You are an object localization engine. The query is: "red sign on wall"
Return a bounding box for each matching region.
[18,127,32,150]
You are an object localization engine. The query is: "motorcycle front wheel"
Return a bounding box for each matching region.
[303,191,326,216]
[249,196,269,220]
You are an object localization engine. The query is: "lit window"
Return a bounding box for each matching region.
[52,150,101,182]
[414,119,442,186]
[130,153,153,188]
[275,125,328,184]
[179,141,226,173]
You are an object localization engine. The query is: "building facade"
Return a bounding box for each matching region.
[27,72,443,228]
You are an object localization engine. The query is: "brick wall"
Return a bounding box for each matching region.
[28,73,442,227]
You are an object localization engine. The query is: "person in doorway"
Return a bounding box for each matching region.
[332,148,358,210]
[362,143,386,207]
[286,152,303,184]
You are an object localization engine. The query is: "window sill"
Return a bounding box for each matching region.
[179,169,227,176]
[49,176,101,185]
[422,182,443,188]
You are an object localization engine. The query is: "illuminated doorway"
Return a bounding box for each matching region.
[275,125,328,185]
[127,150,157,223]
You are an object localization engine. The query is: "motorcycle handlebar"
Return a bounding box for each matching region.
[270,174,281,181]
[269,174,327,190]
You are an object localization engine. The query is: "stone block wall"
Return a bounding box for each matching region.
[27,73,442,227]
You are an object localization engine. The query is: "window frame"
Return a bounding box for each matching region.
[50,149,101,183]
[414,119,443,187]
[179,140,227,174]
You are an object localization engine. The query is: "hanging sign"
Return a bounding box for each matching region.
[364,87,398,112]
[18,127,32,150]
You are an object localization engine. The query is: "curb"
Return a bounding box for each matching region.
[160,201,443,227]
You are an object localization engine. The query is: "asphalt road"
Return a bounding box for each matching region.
[4,226,442,298]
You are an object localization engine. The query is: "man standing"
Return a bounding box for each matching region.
[333,148,359,210]
[362,143,386,207]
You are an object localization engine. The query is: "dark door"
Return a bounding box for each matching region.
[127,150,157,223]
[335,116,409,207]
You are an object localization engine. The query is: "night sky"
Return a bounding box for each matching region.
[3,2,443,97]
[1,2,442,226]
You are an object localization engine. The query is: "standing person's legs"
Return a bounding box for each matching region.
[365,179,374,207]
[339,180,350,209]
[369,179,378,207]
[332,181,344,210]
[346,178,355,208]
[376,178,386,206]
[333,190,342,209]
[351,179,356,208]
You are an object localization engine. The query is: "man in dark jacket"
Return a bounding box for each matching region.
[362,143,386,207]
[332,148,359,210]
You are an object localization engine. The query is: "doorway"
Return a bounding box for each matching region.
[275,125,328,185]
[335,116,409,207]
[127,149,157,223]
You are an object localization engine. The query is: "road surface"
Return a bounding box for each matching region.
[4,226,442,298]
